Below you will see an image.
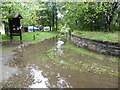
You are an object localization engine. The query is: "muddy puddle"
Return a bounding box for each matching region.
[1,35,119,88]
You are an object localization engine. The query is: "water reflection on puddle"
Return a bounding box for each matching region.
[27,64,72,88]
[1,51,19,82]
[27,65,49,88]
[1,36,118,88]
[56,74,72,88]
[54,38,64,55]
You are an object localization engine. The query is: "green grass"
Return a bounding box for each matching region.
[64,44,118,62]
[38,47,118,76]
[73,31,119,42]
[1,31,59,53]
[1,31,59,42]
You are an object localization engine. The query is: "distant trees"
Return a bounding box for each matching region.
[0,2,41,26]
[0,1,58,31]
[47,1,58,31]
[102,2,119,32]
[58,2,120,32]
[0,1,119,33]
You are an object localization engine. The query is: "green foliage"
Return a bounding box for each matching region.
[1,2,119,32]
[1,1,58,31]
[0,2,47,26]
[58,2,120,32]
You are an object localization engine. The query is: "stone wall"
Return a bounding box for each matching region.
[71,34,120,56]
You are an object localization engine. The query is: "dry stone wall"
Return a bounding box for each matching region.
[71,34,120,56]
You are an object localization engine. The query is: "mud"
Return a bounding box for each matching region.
[1,36,118,88]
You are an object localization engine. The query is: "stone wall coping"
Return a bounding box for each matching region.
[71,34,120,47]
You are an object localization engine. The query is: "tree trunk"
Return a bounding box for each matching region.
[104,11,110,32]
[52,9,55,31]
[104,2,119,32]
[55,7,57,31]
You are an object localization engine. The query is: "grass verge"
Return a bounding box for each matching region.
[64,44,118,62]
[73,31,119,42]
[1,31,59,42]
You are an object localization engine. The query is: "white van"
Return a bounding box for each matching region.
[43,26,50,31]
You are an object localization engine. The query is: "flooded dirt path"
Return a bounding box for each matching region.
[1,36,119,88]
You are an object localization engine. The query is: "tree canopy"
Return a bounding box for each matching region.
[0,1,119,32]
[58,2,120,32]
